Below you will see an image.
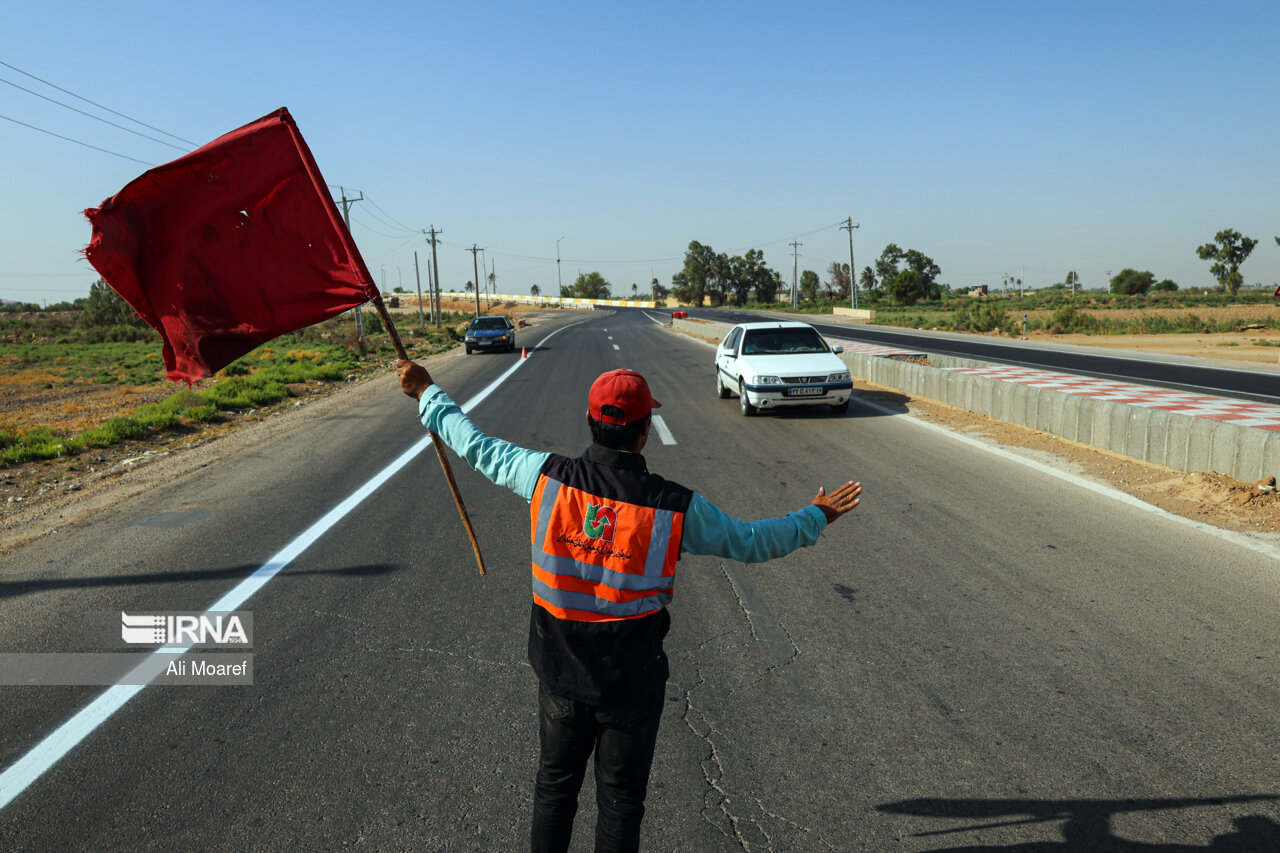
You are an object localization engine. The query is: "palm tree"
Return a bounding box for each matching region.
[530,284,541,298]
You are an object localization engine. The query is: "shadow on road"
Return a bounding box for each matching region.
[877,794,1280,852]
[754,389,910,419]
[0,563,403,599]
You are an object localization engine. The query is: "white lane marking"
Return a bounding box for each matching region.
[651,415,676,445]
[0,320,583,812]
[607,336,613,340]
[853,394,1280,563]
[642,312,666,325]
[612,344,620,351]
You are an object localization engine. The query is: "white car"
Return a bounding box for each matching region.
[714,321,853,416]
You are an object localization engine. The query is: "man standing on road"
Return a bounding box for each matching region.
[397,360,862,853]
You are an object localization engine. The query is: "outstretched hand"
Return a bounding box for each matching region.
[812,481,862,524]
[397,359,434,400]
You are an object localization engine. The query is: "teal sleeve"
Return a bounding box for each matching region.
[417,385,551,501]
[681,493,827,562]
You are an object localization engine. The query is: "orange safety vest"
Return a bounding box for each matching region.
[529,466,687,622]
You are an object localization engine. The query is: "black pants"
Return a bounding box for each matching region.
[530,684,665,853]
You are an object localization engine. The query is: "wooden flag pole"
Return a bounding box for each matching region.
[371,296,487,575]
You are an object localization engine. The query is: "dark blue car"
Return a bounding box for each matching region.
[464,315,516,354]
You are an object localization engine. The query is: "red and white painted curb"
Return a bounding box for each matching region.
[946,366,1280,433]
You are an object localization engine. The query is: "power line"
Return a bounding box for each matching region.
[364,196,420,233]
[348,212,410,240]
[0,111,155,166]
[0,59,197,146]
[0,75,188,151]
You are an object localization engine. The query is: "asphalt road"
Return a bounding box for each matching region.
[681,307,1280,405]
[1,309,1279,851]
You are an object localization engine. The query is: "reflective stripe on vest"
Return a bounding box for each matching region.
[529,474,684,622]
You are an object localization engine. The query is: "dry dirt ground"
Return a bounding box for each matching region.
[1031,329,1280,366]
[1,312,1276,555]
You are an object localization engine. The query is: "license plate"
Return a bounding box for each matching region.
[785,386,824,397]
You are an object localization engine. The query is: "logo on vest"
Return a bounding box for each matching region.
[583,503,617,542]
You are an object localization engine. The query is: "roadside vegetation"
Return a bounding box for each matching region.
[642,231,1280,337]
[0,282,471,465]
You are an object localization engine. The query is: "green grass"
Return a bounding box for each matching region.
[0,314,470,466]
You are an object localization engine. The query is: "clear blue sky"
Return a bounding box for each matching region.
[3,0,1277,303]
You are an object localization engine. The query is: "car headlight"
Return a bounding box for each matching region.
[755,375,781,385]
[828,372,850,382]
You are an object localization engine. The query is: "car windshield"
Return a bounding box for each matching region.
[472,318,507,330]
[740,328,829,355]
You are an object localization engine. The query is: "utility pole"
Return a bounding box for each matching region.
[336,186,366,352]
[841,218,860,310]
[469,244,483,316]
[790,240,802,309]
[1020,264,1026,298]
[426,225,443,328]
[413,250,425,327]
[557,236,565,296]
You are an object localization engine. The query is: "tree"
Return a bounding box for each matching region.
[1154,279,1178,292]
[562,271,611,299]
[465,280,474,293]
[1109,268,1155,295]
[875,244,905,286]
[80,279,143,328]
[726,249,777,305]
[651,278,668,303]
[1196,229,1257,294]
[676,241,718,306]
[631,283,638,299]
[827,261,851,300]
[859,266,877,294]
[530,284,541,298]
[877,245,941,305]
[799,269,820,302]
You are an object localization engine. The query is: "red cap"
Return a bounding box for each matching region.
[588,369,661,425]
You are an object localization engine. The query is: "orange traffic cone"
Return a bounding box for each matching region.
[521,346,528,359]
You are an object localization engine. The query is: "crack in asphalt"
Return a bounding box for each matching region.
[659,564,840,851]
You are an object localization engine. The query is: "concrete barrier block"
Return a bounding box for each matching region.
[1090,400,1112,450]
[1002,383,1023,426]
[1232,426,1269,481]
[1023,387,1044,430]
[942,371,966,410]
[1211,424,1241,478]
[1071,397,1094,445]
[1124,407,1152,465]
[974,377,995,418]
[1108,404,1130,455]
[1035,389,1056,432]
[1059,395,1081,442]
[1143,409,1173,468]
[1048,391,1068,436]
[1263,434,1280,480]
[925,366,945,402]
[1164,414,1191,473]
[1185,417,1217,473]
[961,373,980,412]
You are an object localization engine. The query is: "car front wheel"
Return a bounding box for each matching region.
[830,400,849,414]
[716,369,730,399]
[739,381,756,416]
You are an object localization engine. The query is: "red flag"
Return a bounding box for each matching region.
[84,107,377,383]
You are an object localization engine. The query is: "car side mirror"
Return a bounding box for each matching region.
[832,345,844,354]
